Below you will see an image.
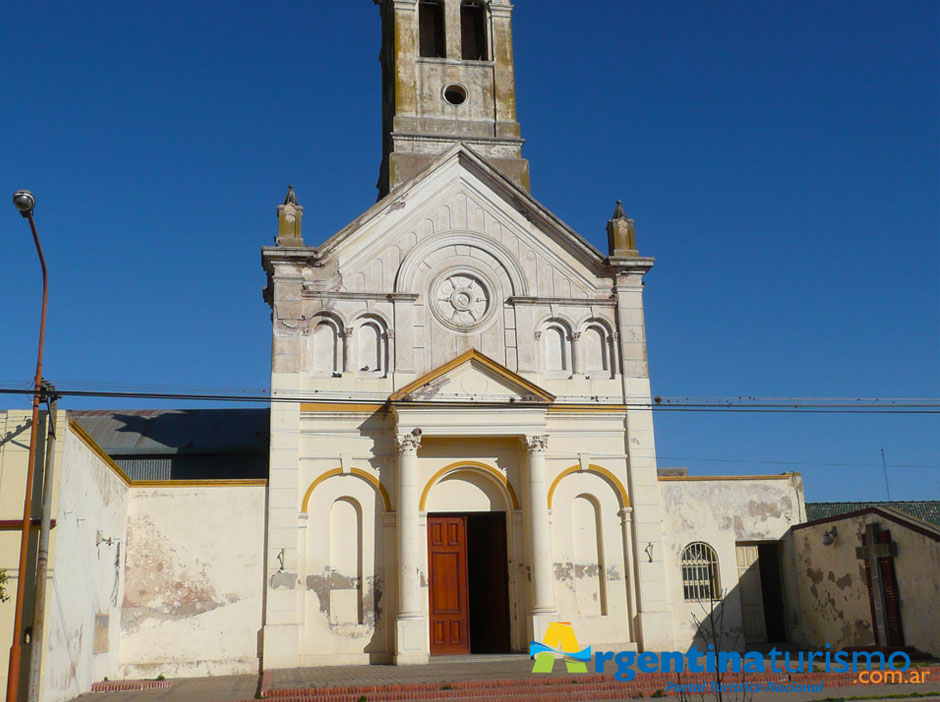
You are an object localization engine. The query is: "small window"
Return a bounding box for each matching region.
[461,1,487,61]
[681,542,720,601]
[420,1,446,58]
[93,614,110,653]
[443,84,467,106]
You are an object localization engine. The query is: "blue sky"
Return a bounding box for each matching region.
[1,1,937,501]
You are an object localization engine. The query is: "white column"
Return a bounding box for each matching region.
[525,435,556,628]
[394,432,428,664]
[619,506,637,641]
[342,327,353,374]
[571,332,582,376]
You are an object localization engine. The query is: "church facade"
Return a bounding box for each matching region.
[6,5,940,700]
[259,0,805,668]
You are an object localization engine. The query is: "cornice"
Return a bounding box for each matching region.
[609,256,656,274]
[391,132,525,147]
[302,290,420,302]
[508,296,617,308]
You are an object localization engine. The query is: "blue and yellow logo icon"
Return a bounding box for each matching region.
[529,621,592,673]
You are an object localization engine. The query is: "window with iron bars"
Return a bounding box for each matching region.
[681,542,720,601]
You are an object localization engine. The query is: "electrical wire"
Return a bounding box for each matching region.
[0,386,939,412]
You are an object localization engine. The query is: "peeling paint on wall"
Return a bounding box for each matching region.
[118,486,265,678]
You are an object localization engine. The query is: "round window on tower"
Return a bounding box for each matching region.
[443,84,468,106]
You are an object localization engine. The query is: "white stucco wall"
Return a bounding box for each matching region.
[118,484,266,678]
[42,418,130,702]
[787,511,940,656]
[659,475,805,651]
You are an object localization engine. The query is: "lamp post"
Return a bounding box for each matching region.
[6,190,49,702]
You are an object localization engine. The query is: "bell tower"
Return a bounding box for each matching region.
[375,0,530,196]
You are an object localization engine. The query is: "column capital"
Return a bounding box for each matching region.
[525,435,548,454]
[397,432,422,455]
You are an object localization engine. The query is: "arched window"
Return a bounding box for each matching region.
[461,1,487,61]
[354,316,388,377]
[681,542,720,601]
[311,316,343,376]
[419,1,445,58]
[582,324,611,377]
[542,323,570,375]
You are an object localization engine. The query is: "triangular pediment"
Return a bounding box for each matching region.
[389,349,555,404]
[314,144,616,282]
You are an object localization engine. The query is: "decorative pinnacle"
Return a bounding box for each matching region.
[283,184,298,206]
[612,199,627,220]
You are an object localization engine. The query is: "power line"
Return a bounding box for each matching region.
[655,455,940,469]
[0,386,939,413]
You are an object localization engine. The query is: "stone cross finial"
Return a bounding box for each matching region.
[276,184,304,246]
[607,199,638,259]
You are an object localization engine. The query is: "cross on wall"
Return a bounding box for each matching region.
[855,522,900,648]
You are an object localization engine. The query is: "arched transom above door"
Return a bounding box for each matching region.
[420,460,520,512]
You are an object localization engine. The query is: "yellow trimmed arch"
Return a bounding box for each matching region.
[547,464,630,510]
[301,467,392,513]
[419,460,520,511]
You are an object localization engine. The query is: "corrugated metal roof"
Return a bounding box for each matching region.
[113,454,268,481]
[806,501,940,528]
[70,409,269,456]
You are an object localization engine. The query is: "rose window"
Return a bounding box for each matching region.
[433,273,490,329]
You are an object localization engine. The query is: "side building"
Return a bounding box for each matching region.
[0,409,267,702]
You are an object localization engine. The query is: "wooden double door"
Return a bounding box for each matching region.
[427,513,511,655]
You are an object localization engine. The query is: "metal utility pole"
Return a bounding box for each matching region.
[27,383,59,702]
[7,190,49,702]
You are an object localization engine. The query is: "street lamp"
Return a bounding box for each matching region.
[6,190,49,702]
[12,191,35,217]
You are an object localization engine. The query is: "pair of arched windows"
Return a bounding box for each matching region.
[539,320,615,378]
[311,315,388,377]
[419,1,488,61]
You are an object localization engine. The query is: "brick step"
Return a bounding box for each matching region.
[261,673,790,698]
[91,680,172,692]
[252,664,940,702]
[255,678,790,702]
[250,690,669,702]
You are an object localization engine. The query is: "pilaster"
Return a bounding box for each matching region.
[612,259,673,652]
